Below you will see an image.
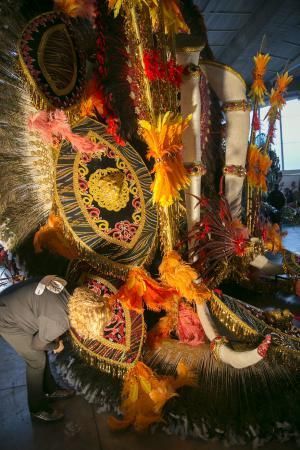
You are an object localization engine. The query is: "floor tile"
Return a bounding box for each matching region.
[94,413,298,450]
[0,386,102,450]
[0,338,101,450]
[0,386,35,450]
[0,337,26,390]
[31,396,101,450]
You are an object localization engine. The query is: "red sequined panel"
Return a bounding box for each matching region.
[103,300,126,345]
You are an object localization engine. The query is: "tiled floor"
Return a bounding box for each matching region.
[0,226,299,450]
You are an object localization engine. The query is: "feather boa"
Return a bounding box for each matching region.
[108,361,196,432]
[28,110,101,154]
[112,267,177,313]
[178,302,206,346]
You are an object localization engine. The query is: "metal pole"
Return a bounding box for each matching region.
[279,111,284,171]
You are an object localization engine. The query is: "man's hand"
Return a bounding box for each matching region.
[53,339,64,354]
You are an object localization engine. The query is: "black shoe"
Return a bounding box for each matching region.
[45,389,75,400]
[31,408,64,422]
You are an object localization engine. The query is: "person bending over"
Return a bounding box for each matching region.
[0,276,74,422]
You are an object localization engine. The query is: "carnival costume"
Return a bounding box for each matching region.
[0,0,299,445]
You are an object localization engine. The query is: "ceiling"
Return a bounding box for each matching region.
[194,0,300,96]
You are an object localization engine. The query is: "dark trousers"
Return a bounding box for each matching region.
[0,332,57,412]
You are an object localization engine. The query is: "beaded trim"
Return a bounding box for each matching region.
[223,165,247,177]
[185,162,207,176]
[177,46,203,53]
[183,63,202,79]
[223,100,251,112]
[257,334,272,358]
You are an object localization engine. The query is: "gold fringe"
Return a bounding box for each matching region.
[0,63,55,248]
[210,294,258,340]
[70,329,137,380]
[268,345,300,370]
[19,62,82,125]
[70,331,127,379]
[17,12,84,125]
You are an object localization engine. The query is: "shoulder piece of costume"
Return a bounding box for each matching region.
[18,11,86,113]
[55,117,158,278]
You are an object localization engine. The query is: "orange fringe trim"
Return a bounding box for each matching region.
[263,223,285,254]
[112,267,178,314]
[108,0,189,34]
[269,71,293,110]
[139,112,191,207]
[247,144,272,192]
[33,213,79,260]
[159,251,211,304]
[108,361,196,432]
[54,0,96,20]
[80,76,105,118]
[152,0,190,34]
[249,53,271,104]
[146,315,175,349]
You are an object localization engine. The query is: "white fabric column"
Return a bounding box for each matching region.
[196,302,267,369]
[199,61,249,219]
[176,49,202,234]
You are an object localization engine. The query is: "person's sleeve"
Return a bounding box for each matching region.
[31,316,69,351]
[31,334,59,351]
